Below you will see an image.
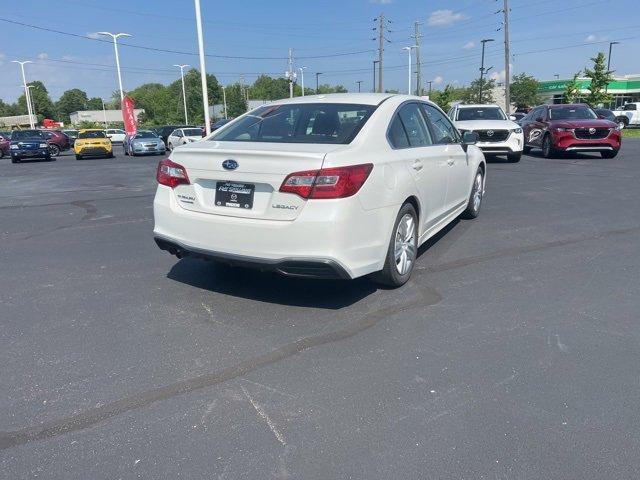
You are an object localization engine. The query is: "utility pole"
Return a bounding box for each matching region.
[502,0,511,114]
[193,0,211,134]
[285,48,296,98]
[356,80,363,93]
[411,22,423,96]
[174,64,190,124]
[426,81,433,94]
[315,72,322,94]
[373,60,379,93]
[373,13,389,92]
[479,38,494,104]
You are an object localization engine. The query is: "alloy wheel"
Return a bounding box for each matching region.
[394,213,417,275]
[472,172,483,213]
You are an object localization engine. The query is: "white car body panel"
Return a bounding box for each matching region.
[167,129,203,150]
[106,129,126,143]
[612,103,640,126]
[153,93,486,279]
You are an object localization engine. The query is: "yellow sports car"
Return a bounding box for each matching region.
[74,129,114,160]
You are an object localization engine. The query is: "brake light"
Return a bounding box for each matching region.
[157,159,190,188]
[280,163,373,199]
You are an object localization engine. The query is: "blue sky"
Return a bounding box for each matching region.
[0,0,638,102]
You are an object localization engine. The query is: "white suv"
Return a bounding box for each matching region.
[153,94,486,287]
[449,104,524,162]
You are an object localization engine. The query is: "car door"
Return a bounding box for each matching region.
[524,107,546,147]
[421,103,469,212]
[388,102,449,234]
[167,130,179,148]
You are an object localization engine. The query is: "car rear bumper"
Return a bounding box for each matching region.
[153,185,396,279]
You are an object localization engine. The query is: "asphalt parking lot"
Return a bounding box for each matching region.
[1,141,640,479]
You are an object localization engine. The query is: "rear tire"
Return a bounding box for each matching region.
[507,152,521,163]
[601,149,619,159]
[372,203,418,288]
[461,168,484,219]
[11,157,20,164]
[522,145,532,154]
[75,154,82,160]
[44,155,52,162]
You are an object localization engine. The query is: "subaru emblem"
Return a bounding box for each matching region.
[222,159,238,170]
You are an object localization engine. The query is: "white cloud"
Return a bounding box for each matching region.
[433,76,444,85]
[462,41,475,50]
[37,52,49,60]
[87,32,101,39]
[490,70,506,82]
[428,10,469,27]
[585,34,607,42]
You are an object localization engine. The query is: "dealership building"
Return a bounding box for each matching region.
[69,108,145,125]
[538,74,640,108]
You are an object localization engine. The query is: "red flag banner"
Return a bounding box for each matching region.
[122,96,137,136]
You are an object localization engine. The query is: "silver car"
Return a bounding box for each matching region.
[123,130,166,156]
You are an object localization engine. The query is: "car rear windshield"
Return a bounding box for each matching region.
[78,130,106,139]
[212,103,376,144]
[183,128,203,136]
[11,130,44,140]
[134,131,158,139]
[457,107,506,121]
[550,107,597,120]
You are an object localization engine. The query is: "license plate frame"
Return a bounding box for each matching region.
[215,182,255,209]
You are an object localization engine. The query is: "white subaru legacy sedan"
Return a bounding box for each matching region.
[153,93,486,287]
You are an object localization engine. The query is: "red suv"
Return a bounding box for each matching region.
[520,104,621,158]
[42,130,71,157]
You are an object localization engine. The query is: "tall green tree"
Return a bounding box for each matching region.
[86,97,104,110]
[509,73,540,109]
[584,52,613,107]
[55,88,89,123]
[563,72,582,103]
[317,84,348,94]
[430,84,465,111]
[461,78,495,104]
[225,83,248,117]
[17,81,56,120]
[167,68,221,124]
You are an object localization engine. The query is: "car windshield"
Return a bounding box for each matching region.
[213,103,376,144]
[134,131,158,139]
[550,107,597,120]
[78,130,106,139]
[457,107,506,121]
[183,128,203,136]
[12,130,44,140]
[64,130,78,136]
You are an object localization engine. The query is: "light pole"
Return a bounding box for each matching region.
[12,60,35,128]
[479,38,494,104]
[27,85,37,123]
[174,64,190,124]
[193,0,211,134]
[426,81,433,94]
[402,46,418,95]
[607,41,620,73]
[298,66,308,96]
[315,72,323,94]
[101,99,108,129]
[356,80,363,93]
[97,32,131,105]
[554,74,560,80]
[221,85,228,118]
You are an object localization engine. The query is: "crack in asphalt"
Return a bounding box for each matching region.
[0,287,442,450]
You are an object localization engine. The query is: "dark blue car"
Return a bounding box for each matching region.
[10,130,52,163]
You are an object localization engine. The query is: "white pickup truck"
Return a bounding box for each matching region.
[613,103,640,127]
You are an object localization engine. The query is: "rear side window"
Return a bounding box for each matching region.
[624,104,637,111]
[396,103,432,147]
[388,116,410,149]
[422,104,460,144]
[213,103,376,144]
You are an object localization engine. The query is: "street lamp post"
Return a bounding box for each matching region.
[174,64,190,124]
[101,99,108,129]
[27,85,37,122]
[12,60,35,128]
[97,32,131,105]
[315,72,323,94]
[298,66,308,96]
[606,41,620,96]
[193,0,212,135]
[479,38,495,104]
[221,86,228,118]
[356,80,363,93]
[402,46,418,95]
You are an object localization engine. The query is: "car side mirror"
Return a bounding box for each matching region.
[535,117,544,123]
[461,131,478,152]
[509,115,516,121]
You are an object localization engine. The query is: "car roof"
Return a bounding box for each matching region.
[78,129,105,132]
[456,104,501,109]
[548,103,589,108]
[263,92,396,107]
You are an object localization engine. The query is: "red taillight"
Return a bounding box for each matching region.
[157,159,190,188]
[280,163,373,199]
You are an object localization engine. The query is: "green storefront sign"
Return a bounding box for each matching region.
[539,79,640,92]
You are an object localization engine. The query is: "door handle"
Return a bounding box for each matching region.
[412,160,423,171]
